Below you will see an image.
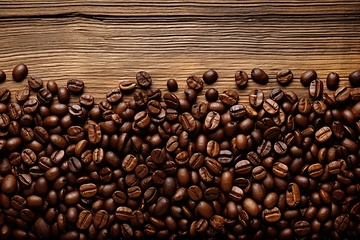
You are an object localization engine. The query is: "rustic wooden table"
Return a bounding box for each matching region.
[0,0,359,103]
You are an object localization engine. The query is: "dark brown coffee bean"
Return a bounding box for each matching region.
[37,88,53,105]
[76,210,93,230]
[21,148,37,165]
[315,126,332,142]
[235,70,248,88]
[106,88,122,103]
[262,207,281,223]
[276,69,293,85]
[272,162,288,178]
[297,98,312,114]
[28,76,43,91]
[16,86,30,103]
[122,154,138,172]
[188,185,203,201]
[67,79,84,94]
[251,68,268,84]
[309,79,323,99]
[334,86,350,103]
[68,157,82,172]
[326,72,340,90]
[197,201,213,218]
[349,69,360,87]
[249,89,264,108]
[293,220,310,236]
[0,70,5,83]
[257,140,272,157]
[235,160,252,175]
[264,126,281,141]
[243,198,260,217]
[219,90,238,106]
[186,75,203,92]
[203,69,218,84]
[263,98,279,115]
[269,88,284,102]
[0,87,11,103]
[177,113,195,133]
[204,111,220,131]
[12,63,28,82]
[79,183,97,198]
[1,174,17,194]
[300,70,317,87]
[308,163,324,178]
[285,182,300,207]
[163,92,180,109]
[136,71,152,88]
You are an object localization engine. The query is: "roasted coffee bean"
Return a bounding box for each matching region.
[315,126,332,142]
[67,79,84,94]
[28,76,43,91]
[309,79,324,99]
[37,88,53,105]
[326,72,340,90]
[80,183,97,198]
[16,86,30,103]
[263,99,279,115]
[235,70,248,88]
[0,88,11,103]
[334,86,350,103]
[262,207,281,222]
[286,182,300,207]
[0,69,6,83]
[251,68,268,84]
[21,148,37,165]
[270,88,284,102]
[249,89,264,108]
[203,69,218,84]
[136,71,152,88]
[272,162,288,178]
[186,75,203,92]
[276,69,293,85]
[308,163,324,178]
[293,221,311,236]
[12,63,28,82]
[219,90,239,106]
[106,88,122,103]
[300,70,317,87]
[166,79,178,92]
[349,69,360,87]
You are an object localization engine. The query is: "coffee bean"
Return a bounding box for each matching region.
[235,70,248,88]
[326,72,340,90]
[12,63,28,82]
[0,87,11,103]
[309,79,324,99]
[67,79,84,94]
[293,220,311,236]
[166,79,178,92]
[16,86,30,103]
[0,70,6,83]
[308,163,324,178]
[349,70,360,87]
[249,89,264,108]
[334,86,350,103]
[186,75,203,92]
[262,207,281,222]
[300,70,317,87]
[272,162,288,178]
[276,69,293,85]
[251,68,268,84]
[136,71,152,88]
[315,126,332,142]
[285,182,300,207]
[28,76,43,91]
[202,69,218,84]
[80,183,97,198]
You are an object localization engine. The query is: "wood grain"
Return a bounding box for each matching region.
[0,1,359,104]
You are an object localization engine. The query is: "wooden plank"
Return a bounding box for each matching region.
[0,0,359,17]
[0,1,359,104]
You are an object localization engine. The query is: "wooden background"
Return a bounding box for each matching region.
[0,0,360,103]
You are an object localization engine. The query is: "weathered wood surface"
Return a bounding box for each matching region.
[0,1,359,103]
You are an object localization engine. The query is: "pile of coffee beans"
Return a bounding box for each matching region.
[0,65,360,240]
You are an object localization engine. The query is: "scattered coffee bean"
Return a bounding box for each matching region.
[0,70,6,83]
[251,68,268,84]
[12,63,28,82]
[300,70,317,87]
[136,71,152,88]
[326,72,340,90]
[166,79,178,92]
[235,70,249,88]
[203,69,218,84]
[276,69,293,85]
[349,69,360,87]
